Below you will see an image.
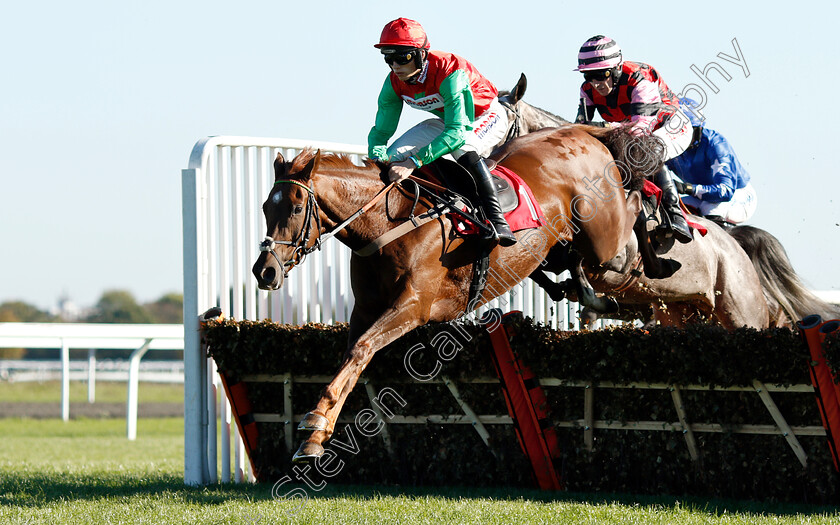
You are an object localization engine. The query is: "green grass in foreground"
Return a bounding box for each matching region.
[1,418,839,524]
[0,380,184,404]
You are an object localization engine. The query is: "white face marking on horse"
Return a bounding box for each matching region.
[271,192,282,205]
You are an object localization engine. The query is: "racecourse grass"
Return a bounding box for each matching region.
[1,418,839,525]
[0,380,183,404]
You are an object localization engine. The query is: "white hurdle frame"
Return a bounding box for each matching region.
[181,136,592,485]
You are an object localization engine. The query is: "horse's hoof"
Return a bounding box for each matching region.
[292,442,324,463]
[643,259,682,280]
[298,411,330,431]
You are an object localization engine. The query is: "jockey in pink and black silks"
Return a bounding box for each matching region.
[574,35,695,244]
[368,18,516,246]
[578,61,680,137]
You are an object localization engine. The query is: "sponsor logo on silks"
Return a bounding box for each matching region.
[402,94,444,111]
[473,112,500,140]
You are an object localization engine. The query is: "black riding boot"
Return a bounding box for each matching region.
[653,167,693,244]
[458,152,517,247]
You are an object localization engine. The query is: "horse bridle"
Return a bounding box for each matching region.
[259,178,397,278]
[498,98,522,143]
[259,179,323,277]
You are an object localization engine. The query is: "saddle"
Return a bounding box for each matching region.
[416,157,544,236]
[360,157,545,312]
[420,157,519,214]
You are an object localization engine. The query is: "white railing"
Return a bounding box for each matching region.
[0,323,183,439]
[0,359,183,383]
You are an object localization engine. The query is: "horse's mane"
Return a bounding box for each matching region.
[512,98,570,126]
[289,148,379,176]
[579,125,664,192]
[498,92,570,128]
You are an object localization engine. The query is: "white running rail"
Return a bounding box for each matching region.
[0,322,183,439]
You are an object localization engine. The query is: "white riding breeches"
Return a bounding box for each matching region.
[682,182,758,224]
[386,98,509,162]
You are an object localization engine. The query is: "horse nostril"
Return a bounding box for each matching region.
[261,267,276,285]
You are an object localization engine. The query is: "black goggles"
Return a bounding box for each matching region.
[583,69,612,82]
[383,50,417,66]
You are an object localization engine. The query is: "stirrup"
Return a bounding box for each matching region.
[486,221,516,247]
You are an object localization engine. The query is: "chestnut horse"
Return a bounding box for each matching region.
[252,126,648,461]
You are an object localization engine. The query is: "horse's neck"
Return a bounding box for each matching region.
[313,166,396,246]
[521,102,569,130]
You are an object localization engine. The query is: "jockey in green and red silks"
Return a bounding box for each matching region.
[368,18,516,247]
[573,35,695,245]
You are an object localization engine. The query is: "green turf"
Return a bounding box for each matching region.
[1,418,839,524]
[0,380,183,404]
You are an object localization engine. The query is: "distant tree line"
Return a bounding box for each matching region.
[0,290,183,324]
[0,291,184,359]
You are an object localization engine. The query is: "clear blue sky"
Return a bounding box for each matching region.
[2,1,838,311]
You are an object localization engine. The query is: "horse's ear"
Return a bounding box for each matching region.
[511,73,527,102]
[274,151,287,180]
[298,149,320,181]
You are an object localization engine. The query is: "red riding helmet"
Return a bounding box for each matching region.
[374,18,430,49]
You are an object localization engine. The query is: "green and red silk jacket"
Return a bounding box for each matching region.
[579,61,679,134]
[368,50,498,166]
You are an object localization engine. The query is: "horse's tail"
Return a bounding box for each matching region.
[577,124,663,193]
[729,225,840,324]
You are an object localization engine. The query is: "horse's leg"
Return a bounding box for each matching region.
[528,269,575,302]
[293,291,430,461]
[579,306,601,329]
[527,243,576,302]
[573,259,619,314]
[533,250,616,313]
[633,211,681,279]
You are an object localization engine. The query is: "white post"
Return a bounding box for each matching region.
[221,391,231,482]
[208,366,218,483]
[61,339,70,422]
[183,167,210,486]
[126,339,152,440]
[234,429,244,483]
[87,348,96,403]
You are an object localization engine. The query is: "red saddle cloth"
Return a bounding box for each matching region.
[452,165,547,235]
[641,179,707,237]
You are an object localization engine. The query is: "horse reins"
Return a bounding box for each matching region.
[499,98,522,143]
[259,178,397,277]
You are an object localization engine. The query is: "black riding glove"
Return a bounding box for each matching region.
[673,180,695,195]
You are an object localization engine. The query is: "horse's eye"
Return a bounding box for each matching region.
[293,205,304,215]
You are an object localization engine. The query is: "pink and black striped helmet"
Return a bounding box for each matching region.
[574,35,622,71]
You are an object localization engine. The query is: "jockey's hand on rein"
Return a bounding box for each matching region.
[388,159,416,183]
[674,180,695,195]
